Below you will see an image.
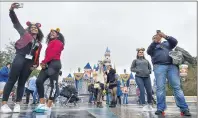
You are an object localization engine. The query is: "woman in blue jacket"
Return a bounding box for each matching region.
[0,63,11,96]
[116,78,123,106]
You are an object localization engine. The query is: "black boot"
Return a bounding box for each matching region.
[97,102,100,107]
[109,101,116,108]
[99,102,103,108]
[112,101,116,108]
[109,101,114,107]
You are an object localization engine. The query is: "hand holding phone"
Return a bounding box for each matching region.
[10,3,23,10]
[157,30,167,38]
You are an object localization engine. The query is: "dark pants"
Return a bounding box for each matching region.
[3,54,33,102]
[36,60,61,101]
[117,96,121,105]
[135,76,152,104]
[110,87,117,103]
[53,82,60,102]
[96,83,104,103]
[25,88,35,104]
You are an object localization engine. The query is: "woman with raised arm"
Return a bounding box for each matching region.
[0,3,43,113]
[34,28,65,113]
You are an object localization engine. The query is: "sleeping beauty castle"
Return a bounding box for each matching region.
[63,47,136,95]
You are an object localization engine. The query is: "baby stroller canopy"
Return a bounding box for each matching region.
[60,85,80,103]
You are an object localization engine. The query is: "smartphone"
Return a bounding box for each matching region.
[15,3,24,8]
[156,30,161,33]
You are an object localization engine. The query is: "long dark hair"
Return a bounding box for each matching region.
[136,50,145,59]
[26,26,44,42]
[46,32,65,45]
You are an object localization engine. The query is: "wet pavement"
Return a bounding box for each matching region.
[0,102,196,118]
[0,96,197,118]
[110,104,197,118]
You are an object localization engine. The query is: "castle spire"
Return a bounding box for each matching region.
[104,47,111,66]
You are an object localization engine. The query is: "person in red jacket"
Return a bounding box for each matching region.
[34,28,65,113]
[1,3,43,113]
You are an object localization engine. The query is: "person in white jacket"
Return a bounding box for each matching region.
[94,61,105,108]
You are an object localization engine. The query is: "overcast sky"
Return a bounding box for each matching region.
[0,2,197,82]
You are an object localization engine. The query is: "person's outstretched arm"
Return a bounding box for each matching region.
[9,3,25,36]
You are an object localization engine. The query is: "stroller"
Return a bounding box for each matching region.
[59,85,80,106]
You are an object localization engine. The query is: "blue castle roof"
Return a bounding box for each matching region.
[67,73,72,78]
[84,62,92,70]
[105,47,110,53]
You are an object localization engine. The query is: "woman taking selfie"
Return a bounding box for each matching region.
[1,3,43,113]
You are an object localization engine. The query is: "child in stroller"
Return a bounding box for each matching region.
[59,84,80,106]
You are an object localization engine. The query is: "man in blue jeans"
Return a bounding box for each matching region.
[147,31,191,116]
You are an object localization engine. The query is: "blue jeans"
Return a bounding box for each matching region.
[106,93,111,104]
[153,64,189,112]
[33,89,38,103]
[135,76,152,104]
[89,92,94,103]
[123,93,128,104]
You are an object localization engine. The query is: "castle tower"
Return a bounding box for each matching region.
[103,47,111,66]
[83,62,92,79]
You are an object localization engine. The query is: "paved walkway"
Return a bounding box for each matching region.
[0,102,196,118]
[0,96,197,118]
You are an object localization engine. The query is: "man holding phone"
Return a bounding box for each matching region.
[147,30,191,116]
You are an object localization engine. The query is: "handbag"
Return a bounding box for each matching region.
[109,80,117,86]
[94,83,100,89]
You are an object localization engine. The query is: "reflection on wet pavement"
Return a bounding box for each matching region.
[0,102,196,118]
[109,104,197,118]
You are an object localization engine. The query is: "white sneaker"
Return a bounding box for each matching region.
[46,107,52,115]
[13,104,20,113]
[147,104,153,111]
[1,104,12,113]
[142,104,153,111]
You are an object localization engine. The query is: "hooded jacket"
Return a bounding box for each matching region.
[0,66,10,82]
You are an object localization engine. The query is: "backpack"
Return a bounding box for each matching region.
[175,46,196,65]
[169,46,196,66]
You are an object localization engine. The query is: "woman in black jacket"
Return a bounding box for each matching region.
[106,65,117,108]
